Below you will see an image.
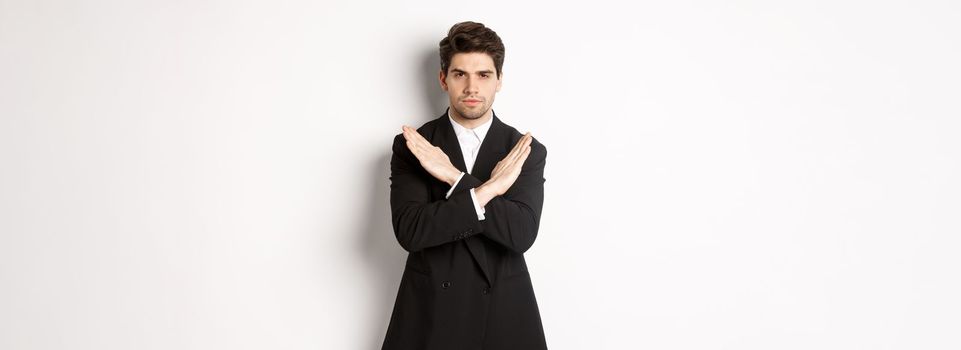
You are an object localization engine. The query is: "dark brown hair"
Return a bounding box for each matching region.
[439,21,505,78]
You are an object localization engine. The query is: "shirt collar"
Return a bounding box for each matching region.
[447,108,494,141]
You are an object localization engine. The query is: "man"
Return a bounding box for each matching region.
[381,22,548,350]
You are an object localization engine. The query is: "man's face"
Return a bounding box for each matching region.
[439,52,502,121]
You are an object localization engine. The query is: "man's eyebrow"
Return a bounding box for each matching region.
[449,68,496,75]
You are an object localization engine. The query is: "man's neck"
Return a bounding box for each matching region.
[449,107,493,130]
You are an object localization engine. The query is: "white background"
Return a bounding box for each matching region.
[2,1,960,349]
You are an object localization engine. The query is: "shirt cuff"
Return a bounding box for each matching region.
[469,188,486,221]
[445,172,466,199]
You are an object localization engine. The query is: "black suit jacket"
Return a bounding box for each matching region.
[382,109,548,350]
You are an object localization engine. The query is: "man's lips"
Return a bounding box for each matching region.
[463,99,482,106]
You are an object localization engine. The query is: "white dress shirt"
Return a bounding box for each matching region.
[444,109,493,221]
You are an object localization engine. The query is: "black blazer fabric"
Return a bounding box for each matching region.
[382,110,548,350]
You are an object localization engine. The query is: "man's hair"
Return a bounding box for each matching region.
[439,21,505,78]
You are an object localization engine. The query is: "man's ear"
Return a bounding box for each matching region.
[496,73,503,92]
[438,70,448,91]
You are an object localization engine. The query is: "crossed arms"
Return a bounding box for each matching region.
[389,126,546,254]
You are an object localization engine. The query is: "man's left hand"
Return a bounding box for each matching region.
[402,125,462,186]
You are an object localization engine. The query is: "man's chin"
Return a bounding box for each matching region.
[454,106,490,120]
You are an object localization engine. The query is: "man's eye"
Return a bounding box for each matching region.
[481,74,489,78]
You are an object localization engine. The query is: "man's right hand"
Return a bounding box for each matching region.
[402,125,463,186]
[474,132,533,207]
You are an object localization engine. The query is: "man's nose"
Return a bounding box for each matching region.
[463,76,478,94]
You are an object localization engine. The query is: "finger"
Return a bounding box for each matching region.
[402,125,420,141]
[514,144,531,166]
[503,146,530,180]
[511,132,529,152]
[504,132,530,161]
[406,140,419,156]
[406,126,432,150]
[512,142,533,170]
[508,133,533,164]
[413,136,432,154]
[509,146,532,177]
[403,126,428,153]
[403,126,423,147]
[405,125,425,141]
[519,144,532,164]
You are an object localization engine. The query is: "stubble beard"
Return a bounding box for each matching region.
[452,100,491,121]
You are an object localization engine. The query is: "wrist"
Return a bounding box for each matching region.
[474,184,496,207]
[446,168,462,186]
[478,181,502,197]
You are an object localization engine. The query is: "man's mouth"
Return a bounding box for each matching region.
[463,99,482,106]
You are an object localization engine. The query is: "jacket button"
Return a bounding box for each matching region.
[441,281,452,289]
[482,287,490,295]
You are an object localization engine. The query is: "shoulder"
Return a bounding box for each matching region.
[501,121,546,152]
[391,116,445,149]
[500,121,547,164]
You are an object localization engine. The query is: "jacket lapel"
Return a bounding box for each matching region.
[435,110,469,174]
[469,113,508,183]
[435,108,509,179]
[434,109,509,287]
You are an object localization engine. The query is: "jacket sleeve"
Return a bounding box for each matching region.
[389,134,484,252]
[449,139,547,254]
